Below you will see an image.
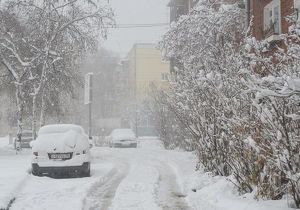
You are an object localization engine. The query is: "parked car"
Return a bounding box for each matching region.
[31,124,91,177]
[109,129,137,148]
[14,129,34,149]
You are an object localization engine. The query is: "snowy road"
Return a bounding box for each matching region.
[0,138,291,210]
[1,139,192,210]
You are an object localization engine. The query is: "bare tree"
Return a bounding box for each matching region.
[0,0,114,144]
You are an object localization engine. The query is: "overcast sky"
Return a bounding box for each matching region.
[102,0,170,57]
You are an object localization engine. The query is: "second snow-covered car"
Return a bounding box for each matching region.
[14,129,34,149]
[109,129,137,148]
[31,124,91,177]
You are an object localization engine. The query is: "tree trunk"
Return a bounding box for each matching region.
[32,94,37,140]
[15,83,23,152]
[39,93,46,128]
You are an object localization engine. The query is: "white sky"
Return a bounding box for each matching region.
[102,0,170,57]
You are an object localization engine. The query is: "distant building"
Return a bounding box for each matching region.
[126,43,170,103]
[121,43,170,136]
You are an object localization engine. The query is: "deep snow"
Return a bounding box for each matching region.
[0,136,292,210]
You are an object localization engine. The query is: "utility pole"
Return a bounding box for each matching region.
[84,73,93,139]
[89,99,92,139]
[134,45,138,137]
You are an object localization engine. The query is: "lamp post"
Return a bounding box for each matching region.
[84,73,93,139]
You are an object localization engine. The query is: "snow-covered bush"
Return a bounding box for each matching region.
[160,1,252,180]
[148,85,193,150]
[159,1,300,208]
[244,18,300,207]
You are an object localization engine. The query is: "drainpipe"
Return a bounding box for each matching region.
[246,0,251,28]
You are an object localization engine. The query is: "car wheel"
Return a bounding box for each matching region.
[82,162,91,177]
[84,169,91,177]
[32,167,41,176]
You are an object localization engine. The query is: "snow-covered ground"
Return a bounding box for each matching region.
[0,137,292,210]
[0,136,31,209]
[0,135,9,149]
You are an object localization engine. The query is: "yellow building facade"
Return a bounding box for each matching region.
[127,43,170,103]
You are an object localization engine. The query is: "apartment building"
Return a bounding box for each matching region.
[120,44,170,135]
[125,43,170,104]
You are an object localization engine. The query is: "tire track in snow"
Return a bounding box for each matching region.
[2,173,30,210]
[82,161,129,210]
[156,162,190,210]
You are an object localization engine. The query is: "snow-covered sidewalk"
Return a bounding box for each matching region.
[152,147,291,210]
[186,172,290,210]
[0,136,31,209]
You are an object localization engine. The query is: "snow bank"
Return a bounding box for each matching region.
[0,152,31,209]
[159,150,291,210]
[138,137,163,149]
[0,136,9,148]
[185,172,290,210]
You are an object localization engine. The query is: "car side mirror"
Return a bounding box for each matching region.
[88,139,93,149]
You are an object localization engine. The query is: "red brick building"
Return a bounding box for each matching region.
[249,0,300,42]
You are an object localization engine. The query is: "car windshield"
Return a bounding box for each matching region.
[112,129,135,137]
[22,132,32,137]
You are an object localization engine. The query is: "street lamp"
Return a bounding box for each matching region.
[84,73,93,139]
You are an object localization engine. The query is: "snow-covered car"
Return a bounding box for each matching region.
[31,124,91,177]
[109,129,137,148]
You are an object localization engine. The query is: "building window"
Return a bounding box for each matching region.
[295,0,300,20]
[264,0,281,35]
[161,73,169,81]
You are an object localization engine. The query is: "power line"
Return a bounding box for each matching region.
[105,23,169,29]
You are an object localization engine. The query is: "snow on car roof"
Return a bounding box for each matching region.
[112,129,135,135]
[22,129,33,133]
[111,129,136,140]
[38,124,84,135]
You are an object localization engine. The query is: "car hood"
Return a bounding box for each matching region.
[32,130,88,153]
